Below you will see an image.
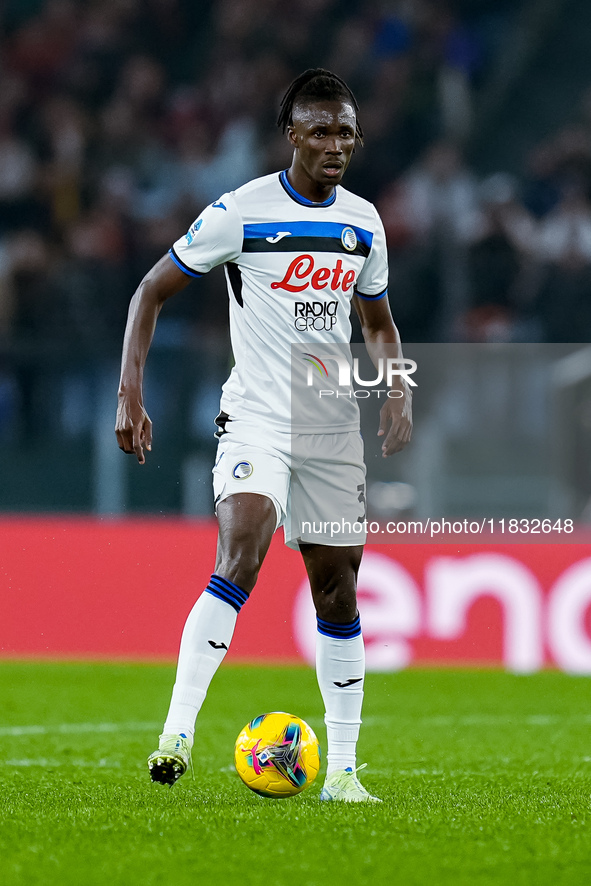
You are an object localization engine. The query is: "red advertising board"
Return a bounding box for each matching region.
[2,517,591,672]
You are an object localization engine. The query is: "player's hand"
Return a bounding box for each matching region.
[377,385,413,456]
[115,394,153,465]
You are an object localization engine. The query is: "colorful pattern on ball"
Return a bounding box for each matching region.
[234,712,321,799]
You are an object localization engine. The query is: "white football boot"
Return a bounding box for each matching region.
[320,764,382,802]
[147,733,192,786]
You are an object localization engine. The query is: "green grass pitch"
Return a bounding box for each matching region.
[1,663,590,886]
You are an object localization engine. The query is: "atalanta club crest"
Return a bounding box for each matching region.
[341,227,357,252]
[232,461,254,480]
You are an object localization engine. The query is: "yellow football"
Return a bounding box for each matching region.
[234,711,321,798]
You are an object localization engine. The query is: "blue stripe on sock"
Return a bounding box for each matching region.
[206,584,243,612]
[316,615,362,639]
[210,574,249,606]
[205,573,249,613]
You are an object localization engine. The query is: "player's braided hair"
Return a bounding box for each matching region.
[277,68,364,145]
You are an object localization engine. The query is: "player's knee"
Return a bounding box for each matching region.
[312,583,357,622]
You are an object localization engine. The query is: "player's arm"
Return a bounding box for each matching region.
[117,194,242,464]
[116,255,190,464]
[353,292,413,457]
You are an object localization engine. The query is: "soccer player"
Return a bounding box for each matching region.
[116,69,412,802]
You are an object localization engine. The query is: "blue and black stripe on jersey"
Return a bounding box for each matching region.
[169,247,203,278]
[354,285,388,301]
[241,221,372,257]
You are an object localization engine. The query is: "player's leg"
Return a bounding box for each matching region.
[300,542,380,802]
[287,431,377,798]
[301,543,366,776]
[163,492,276,735]
[148,493,276,785]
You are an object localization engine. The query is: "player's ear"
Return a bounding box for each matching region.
[287,126,298,148]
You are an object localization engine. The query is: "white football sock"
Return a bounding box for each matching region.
[162,575,247,741]
[315,619,365,775]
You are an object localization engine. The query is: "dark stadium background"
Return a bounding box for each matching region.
[3,8,591,886]
[2,0,591,667]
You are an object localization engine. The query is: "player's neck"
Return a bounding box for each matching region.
[286,165,335,204]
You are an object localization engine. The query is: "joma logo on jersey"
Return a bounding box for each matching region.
[271,254,356,294]
[294,300,338,331]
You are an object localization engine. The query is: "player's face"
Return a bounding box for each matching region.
[288,100,356,197]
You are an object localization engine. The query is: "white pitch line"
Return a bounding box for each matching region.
[2,758,123,768]
[414,714,591,726]
[361,714,591,726]
[364,714,591,727]
[0,721,160,737]
[1,714,590,740]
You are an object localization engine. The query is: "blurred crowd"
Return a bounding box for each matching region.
[1,0,591,443]
[380,122,591,343]
[0,0,507,349]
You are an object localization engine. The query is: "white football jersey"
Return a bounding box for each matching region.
[170,170,388,441]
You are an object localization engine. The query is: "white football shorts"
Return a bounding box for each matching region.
[212,432,367,549]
